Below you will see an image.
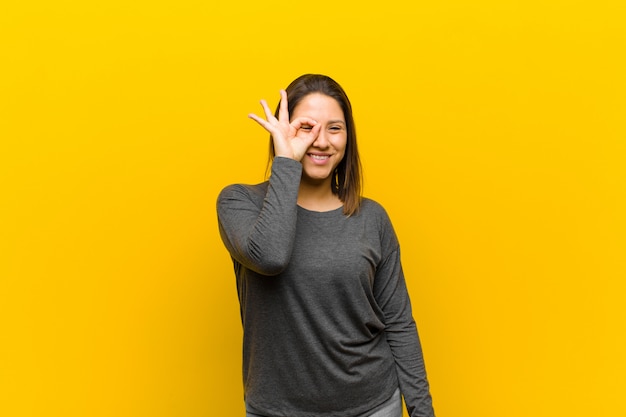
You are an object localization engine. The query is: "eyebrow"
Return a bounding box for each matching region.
[327,120,346,125]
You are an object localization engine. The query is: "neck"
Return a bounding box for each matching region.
[297,179,342,212]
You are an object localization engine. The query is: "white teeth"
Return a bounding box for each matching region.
[310,154,329,160]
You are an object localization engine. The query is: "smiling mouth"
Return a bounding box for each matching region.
[308,154,330,160]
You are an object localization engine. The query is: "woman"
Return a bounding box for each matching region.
[217,74,435,417]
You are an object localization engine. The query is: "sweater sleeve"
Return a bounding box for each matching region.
[373,225,435,416]
[216,157,302,276]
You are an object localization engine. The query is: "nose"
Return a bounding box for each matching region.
[312,129,329,149]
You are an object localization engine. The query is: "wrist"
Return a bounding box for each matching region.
[274,155,300,163]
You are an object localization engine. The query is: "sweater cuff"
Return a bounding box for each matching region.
[271,157,303,176]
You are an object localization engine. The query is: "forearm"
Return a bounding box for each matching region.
[387,324,435,417]
[375,249,435,417]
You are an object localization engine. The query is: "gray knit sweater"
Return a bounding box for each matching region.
[217,157,434,417]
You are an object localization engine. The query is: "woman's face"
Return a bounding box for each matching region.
[291,93,347,186]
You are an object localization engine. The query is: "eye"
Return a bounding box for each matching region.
[301,125,313,131]
[329,125,344,132]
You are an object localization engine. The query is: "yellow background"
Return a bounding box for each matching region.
[2,1,625,416]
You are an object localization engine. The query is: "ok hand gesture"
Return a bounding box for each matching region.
[248,90,320,161]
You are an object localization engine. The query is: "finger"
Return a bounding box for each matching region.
[259,99,275,121]
[248,113,273,131]
[307,123,322,141]
[299,121,321,140]
[296,124,321,154]
[278,90,289,122]
[290,116,318,130]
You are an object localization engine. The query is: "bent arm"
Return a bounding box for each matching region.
[217,157,302,276]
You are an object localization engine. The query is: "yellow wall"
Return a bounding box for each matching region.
[2,1,624,416]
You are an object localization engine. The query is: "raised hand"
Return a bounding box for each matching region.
[248,90,321,161]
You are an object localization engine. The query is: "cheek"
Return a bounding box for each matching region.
[331,135,348,154]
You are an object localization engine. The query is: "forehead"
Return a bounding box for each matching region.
[292,93,344,120]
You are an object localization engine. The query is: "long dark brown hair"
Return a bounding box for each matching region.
[267,74,362,216]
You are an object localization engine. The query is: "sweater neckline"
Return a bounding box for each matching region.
[297,204,345,217]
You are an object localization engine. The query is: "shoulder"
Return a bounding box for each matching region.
[217,181,269,209]
[357,197,398,256]
[358,197,392,223]
[357,197,398,247]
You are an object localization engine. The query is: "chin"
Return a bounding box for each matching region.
[302,164,328,175]
[302,171,333,184]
